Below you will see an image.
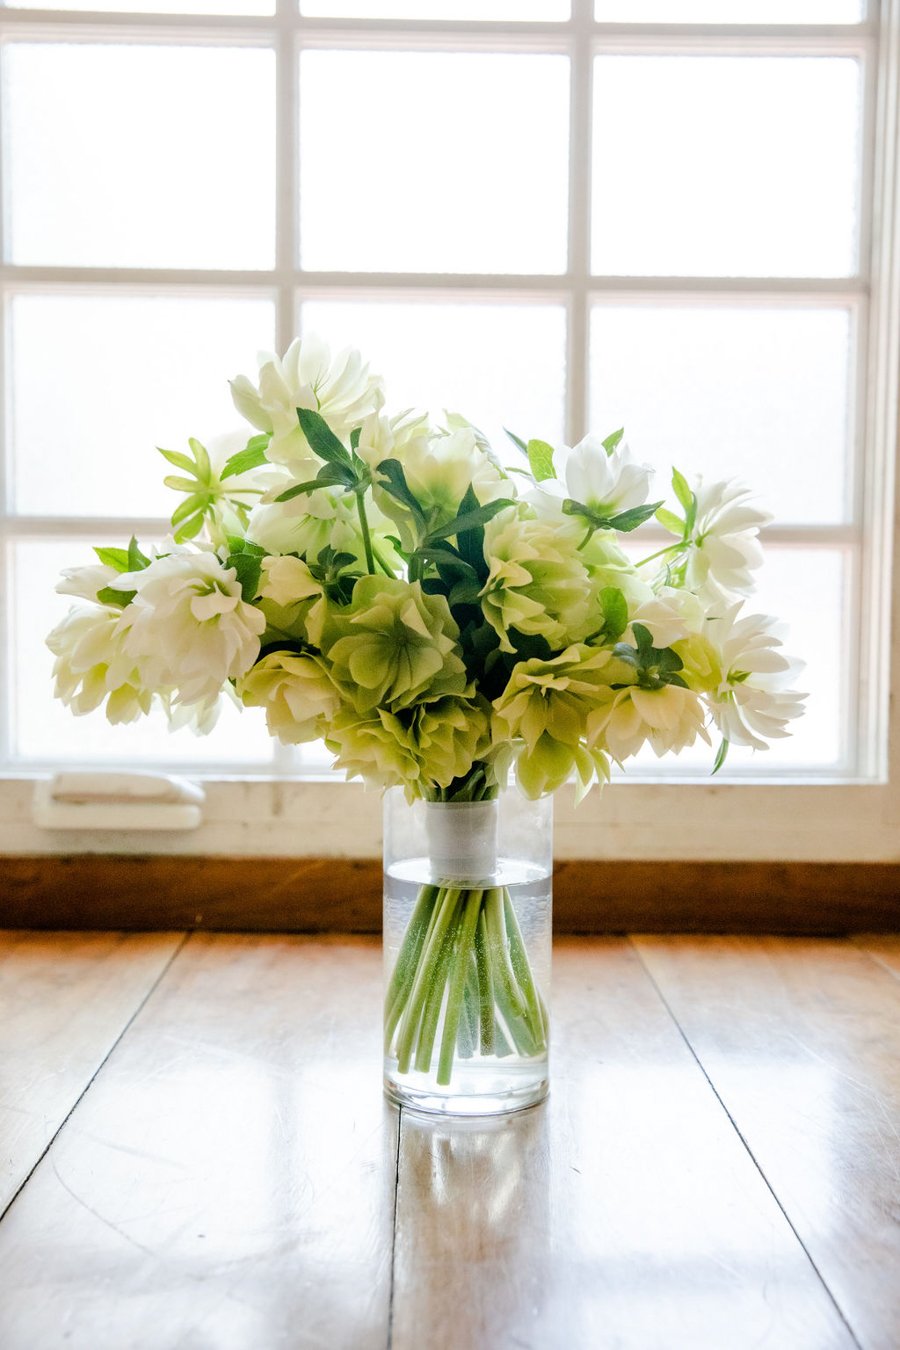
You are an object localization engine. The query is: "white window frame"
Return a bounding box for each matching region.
[0,0,898,860]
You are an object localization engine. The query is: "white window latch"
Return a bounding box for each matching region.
[33,771,205,832]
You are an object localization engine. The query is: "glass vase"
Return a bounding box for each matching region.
[382,786,552,1116]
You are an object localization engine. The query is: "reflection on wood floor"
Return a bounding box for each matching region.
[0,931,897,1349]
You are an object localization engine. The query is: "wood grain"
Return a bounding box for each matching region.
[391,939,854,1350]
[634,936,900,1350]
[0,930,181,1215]
[854,933,900,980]
[3,855,899,932]
[0,935,397,1350]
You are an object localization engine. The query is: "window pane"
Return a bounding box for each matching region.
[596,0,863,19]
[617,547,846,774]
[5,44,275,268]
[9,540,274,766]
[299,51,569,273]
[592,56,861,277]
[299,298,566,453]
[589,303,853,524]
[302,0,568,14]
[10,292,276,518]
[9,0,272,13]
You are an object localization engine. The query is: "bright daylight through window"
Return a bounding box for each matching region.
[0,0,897,856]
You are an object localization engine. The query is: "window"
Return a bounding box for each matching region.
[1,0,898,858]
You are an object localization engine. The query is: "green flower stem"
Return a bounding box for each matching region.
[413,899,462,1073]
[383,883,438,1047]
[355,488,377,576]
[635,540,686,569]
[385,879,548,1081]
[484,888,529,1022]
[504,891,548,1043]
[474,908,496,1056]
[437,888,483,1086]
[394,886,461,1074]
[459,960,479,1059]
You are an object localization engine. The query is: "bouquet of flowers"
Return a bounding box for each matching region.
[47,336,804,1095]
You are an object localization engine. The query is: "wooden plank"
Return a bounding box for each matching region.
[391,938,854,1350]
[853,933,900,980]
[0,930,181,1216]
[0,935,397,1350]
[2,855,899,933]
[634,936,900,1350]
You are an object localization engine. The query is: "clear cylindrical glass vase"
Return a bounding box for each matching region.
[383,786,552,1116]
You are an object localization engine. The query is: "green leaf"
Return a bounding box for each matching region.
[163,475,202,494]
[157,447,197,474]
[94,546,131,572]
[504,428,528,455]
[127,537,151,572]
[350,427,361,451]
[297,407,352,467]
[453,484,489,580]
[173,513,206,543]
[655,507,685,537]
[526,438,556,482]
[712,738,730,775]
[426,498,514,543]
[220,434,270,481]
[448,578,483,608]
[188,438,212,481]
[601,428,625,455]
[599,587,628,642]
[671,468,696,533]
[170,493,206,528]
[275,462,354,503]
[377,458,427,527]
[606,499,665,533]
[97,585,136,607]
[227,552,262,603]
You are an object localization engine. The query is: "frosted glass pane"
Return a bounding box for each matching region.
[592,57,861,277]
[596,1,863,18]
[9,540,274,766]
[303,0,568,14]
[300,52,569,273]
[5,45,275,268]
[617,547,845,774]
[300,299,566,454]
[10,0,272,13]
[590,304,852,524]
[10,293,276,518]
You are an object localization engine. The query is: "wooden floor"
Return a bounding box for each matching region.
[0,932,898,1349]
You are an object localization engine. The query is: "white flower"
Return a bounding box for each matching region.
[230,335,384,470]
[685,478,771,600]
[117,549,266,708]
[354,408,432,473]
[259,555,329,647]
[46,605,152,724]
[370,422,511,552]
[629,586,706,649]
[56,562,120,603]
[587,683,710,762]
[548,433,653,516]
[247,474,399,574]
[690,605,806,751]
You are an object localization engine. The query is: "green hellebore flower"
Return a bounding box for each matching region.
[325,706,422,794]
[480,506,593,654]
[237,650,341,744]
[411,695,492,791]
[324,575,467,713]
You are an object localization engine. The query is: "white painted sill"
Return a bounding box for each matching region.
[1,773,897,863]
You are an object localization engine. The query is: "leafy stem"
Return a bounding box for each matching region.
[355,489,376,576]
